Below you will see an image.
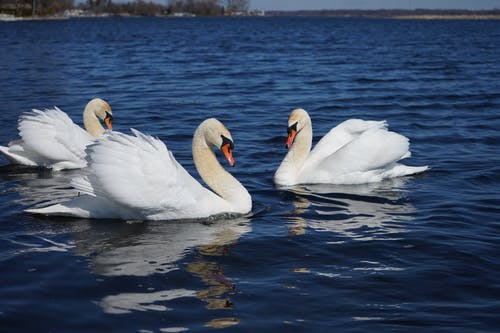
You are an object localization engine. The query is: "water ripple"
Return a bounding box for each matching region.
[0,16,499,333]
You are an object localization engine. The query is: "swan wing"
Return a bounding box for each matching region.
[306,119,387,168]
[18,107,93,168]
[317,128,410,176]
[73,129,217,218]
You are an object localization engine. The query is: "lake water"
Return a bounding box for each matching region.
[1,17,499,332]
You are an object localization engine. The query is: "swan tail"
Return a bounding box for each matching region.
[0,144,37,166]
[383,164,429,178]
[25,203,91,218]
[0,145,15,162]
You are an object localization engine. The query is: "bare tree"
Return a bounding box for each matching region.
[224,0,248,13]
[167,0,224,15]
[87,0,111,13]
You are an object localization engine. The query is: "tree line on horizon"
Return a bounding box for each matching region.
[168,0,249,15]
[0,0,250,16]
[2,0,499,18]
[265,8,500,17]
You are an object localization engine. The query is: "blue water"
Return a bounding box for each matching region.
[1,17,500,332]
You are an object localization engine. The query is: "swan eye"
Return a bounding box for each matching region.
[221,135,234,151]
[287,122,298,134]
[105,111,113,121]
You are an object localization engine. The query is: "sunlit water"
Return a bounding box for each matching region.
[1,17,499,332]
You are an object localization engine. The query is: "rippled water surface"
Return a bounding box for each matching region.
[1,17,499,332]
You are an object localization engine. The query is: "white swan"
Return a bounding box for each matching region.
[274,108,428,186]
[26,118,252,221]
[0,98,113,171]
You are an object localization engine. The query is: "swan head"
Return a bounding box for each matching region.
[198,118,235,167]
[286,108,311,148]
[86,98,113,130]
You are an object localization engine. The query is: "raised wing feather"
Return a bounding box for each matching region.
[316,127,410,175]
[306,119,387,169]
[18,107,93,166]
[74,129,216,216]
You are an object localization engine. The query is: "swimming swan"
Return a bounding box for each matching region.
[0,98,113,171]
[26,118,252,221]
[274,108,428,186]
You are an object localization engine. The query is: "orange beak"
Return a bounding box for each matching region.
[286,129,297,149]
[104,114,112,130]
[221,144,235,167]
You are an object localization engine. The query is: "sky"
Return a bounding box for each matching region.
[249,0,500,11]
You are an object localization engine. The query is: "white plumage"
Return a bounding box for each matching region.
[274,109,428,185]
[0,98,113,171]
[26,119,252,221]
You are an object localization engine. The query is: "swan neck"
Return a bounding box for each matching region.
[290,125,312,166]
[83,105,105,138]
[274,123,312,185]
[192,129,249,208]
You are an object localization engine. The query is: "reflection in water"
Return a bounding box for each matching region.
[3,165,251,318]
[69,219,251,277]
[188,260,235,310]
[282,178,417,240]
[98,288,197,315]
[0,165,85,208]
[77,218,250,317]
[204,317,240,329]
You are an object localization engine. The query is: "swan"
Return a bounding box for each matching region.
[26,118,252,221]
[0,98,113,171]
[274,108,428,186]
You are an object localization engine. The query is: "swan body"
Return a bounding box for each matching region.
[274,108,428,186]
[26,118,252,221]
[0,98,113,171]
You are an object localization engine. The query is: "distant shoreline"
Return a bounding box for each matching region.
[391,14,500,20]
[264,9,500,20]
[2,9,500,21]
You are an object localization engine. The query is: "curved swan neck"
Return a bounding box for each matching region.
[290,123,313,166]
[83,104,105,138]
[274,120,313,185]
[192,125,250,208]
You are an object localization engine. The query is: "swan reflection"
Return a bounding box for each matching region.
[0,165,84,207]
[281,178,417,240]
[98,288,197,315]
[75,218,251,315]
[2,165,251,316]
[71,218,251,277]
